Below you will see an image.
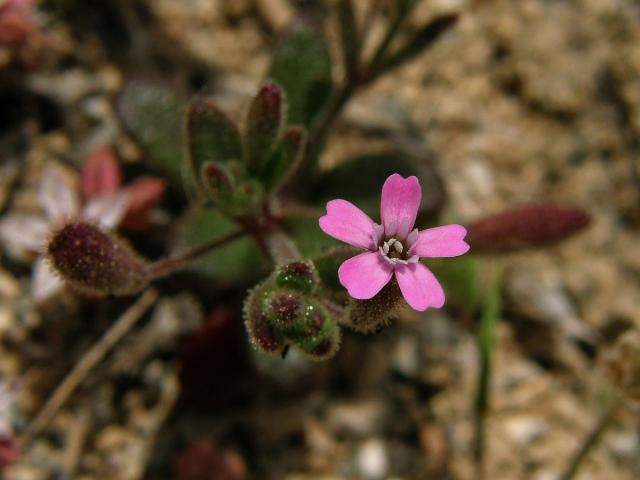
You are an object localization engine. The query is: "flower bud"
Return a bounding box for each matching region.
[243,283,285,354]
[294,303,341,360]
[46,221,149,296]
[466,204,591,253]
[263,289,304,329]
[275,260,317,294]
[244,81,286,172]
[202,161,234,194]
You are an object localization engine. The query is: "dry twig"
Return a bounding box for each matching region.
[19,289,159,448]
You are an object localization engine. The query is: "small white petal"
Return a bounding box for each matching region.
[0,214,49,254]
[32,258,64,302]
[39,164,79,221]
[82,193,128,229]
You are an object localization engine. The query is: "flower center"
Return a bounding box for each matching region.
[381,237,404,259]
[375,226,420,265]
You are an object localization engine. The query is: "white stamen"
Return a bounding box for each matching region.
[382,243,389,255]
[393,241,403,254]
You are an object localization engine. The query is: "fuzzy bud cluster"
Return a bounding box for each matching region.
[186,81,306,219]
[244,260,341,360]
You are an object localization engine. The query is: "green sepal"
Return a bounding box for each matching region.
[293,303,341,360]
[186,97,243,190]
[261,126,307,191]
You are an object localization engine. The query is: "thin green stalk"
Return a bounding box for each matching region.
[473,270,503,480]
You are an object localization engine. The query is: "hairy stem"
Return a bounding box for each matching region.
[147,230,246,279]
[260,221,302,264]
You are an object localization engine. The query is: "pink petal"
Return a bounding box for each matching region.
[32,258,64,302]
[411,224,470,258]
[121,176,166,231]
[319,199,376,250]
[395,263,444,311]
[81,148,122,199]
[82,193,129,229]
[338,252,393,299]
[380,174,421,240]
[0,214,48,253]
[39,164,79,221]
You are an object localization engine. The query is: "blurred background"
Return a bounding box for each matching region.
[0,0,639,479]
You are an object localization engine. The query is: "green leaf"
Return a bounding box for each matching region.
[282,215,341,259]
[428,255,480,317]
[172,207,268,284]
[337,0,360,75]
[262,127,306,191]
[117,80,185,185]
[270,21,333,128]
[244,82,286,173]
[186,97,243,188]
[378,14,458,76]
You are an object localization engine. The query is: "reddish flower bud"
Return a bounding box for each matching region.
[243,283,284,354]
[121,176,166,231]
[46,221,149,296]
[466,203,591,253]
[264,290,303,326]
[81,148,122,200]
[244,81,286,171]
[201,161,234,197]
[275,260,317,294]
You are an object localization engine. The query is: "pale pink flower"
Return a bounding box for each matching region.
[0,163,128,302]
[319,173,470,311]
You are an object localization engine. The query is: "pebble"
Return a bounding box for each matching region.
[355,438,388,480]
[327,398,386,437]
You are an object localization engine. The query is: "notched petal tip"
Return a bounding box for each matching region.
[395,263,445,311]
[380,173,422,240]
[319,199,375,250]
[412,224,471,258]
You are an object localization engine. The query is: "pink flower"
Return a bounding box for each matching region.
[319,173,470,311]
[81,148,166,232]
[0,163,128,302]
